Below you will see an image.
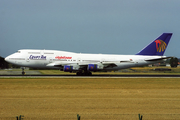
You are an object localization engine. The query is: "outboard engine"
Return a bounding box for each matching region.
[88,64,98,72]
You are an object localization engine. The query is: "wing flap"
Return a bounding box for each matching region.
[46,62,69,67]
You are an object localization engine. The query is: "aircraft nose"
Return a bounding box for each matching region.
[5,54,14,63]
[5,56,10,62]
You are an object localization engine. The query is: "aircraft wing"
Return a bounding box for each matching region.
[46,61,118,69]
[145,57,172,61]
[46,62,68,67]
[79,61,118,67]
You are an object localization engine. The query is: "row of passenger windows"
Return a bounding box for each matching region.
[28,52,54,54]
[16,51,54,54]
[9,58,25,60]
[28,52,40,54]
[53,59,76,61]
[44,53,54,54]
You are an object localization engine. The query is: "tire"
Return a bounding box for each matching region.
[22,72,25,75]
[76,72,82,76]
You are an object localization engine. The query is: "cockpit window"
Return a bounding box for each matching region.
[16,51,21,53]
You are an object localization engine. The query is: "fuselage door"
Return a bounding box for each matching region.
[77,57,81,63]
[49,57,53,63]
[26,56,30,62]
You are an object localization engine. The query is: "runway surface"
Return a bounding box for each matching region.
[1,74,180,78]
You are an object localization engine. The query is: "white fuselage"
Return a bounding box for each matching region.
[5,49,166,71]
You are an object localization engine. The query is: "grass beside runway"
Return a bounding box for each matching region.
[1,66,180,75]
[38,66,180,75]
[0,78,180,119]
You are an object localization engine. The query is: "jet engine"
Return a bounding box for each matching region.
[87,64,98,71]
[63,65,73,72]
[63,65,80,72]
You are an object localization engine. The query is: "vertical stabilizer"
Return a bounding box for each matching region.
[136,33,172,56]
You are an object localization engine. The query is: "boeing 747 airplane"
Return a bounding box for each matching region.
[5,33,172,75]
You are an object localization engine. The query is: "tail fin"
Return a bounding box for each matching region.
[136,33,172,56]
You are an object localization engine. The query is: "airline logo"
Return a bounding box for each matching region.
[155,40,167,52]
[55,56,72,59]
[90,66,93,69]
[29,55,46,60]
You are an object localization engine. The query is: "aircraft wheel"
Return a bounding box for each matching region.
[21,67,25,75]
[76,71,92,76]
[22,71,25,75]
[76,72,82,76]
[88,72,92,76]
[84,71,92,76]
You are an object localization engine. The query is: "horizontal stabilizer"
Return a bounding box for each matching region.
[145,57,172,61]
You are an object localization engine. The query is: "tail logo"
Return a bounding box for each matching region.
[155,40,167,52]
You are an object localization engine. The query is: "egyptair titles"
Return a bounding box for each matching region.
[29,55,46,60]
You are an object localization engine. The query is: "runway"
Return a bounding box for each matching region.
[1,74,180,78]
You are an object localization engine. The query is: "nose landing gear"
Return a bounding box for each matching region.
[21,67,26,75]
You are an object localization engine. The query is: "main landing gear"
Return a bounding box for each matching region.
[21,67,25,75]
[76,71,92,76]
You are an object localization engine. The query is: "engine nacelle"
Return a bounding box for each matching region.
[88,64,98,71]
[64,65,73,72]
[63,65,80,72]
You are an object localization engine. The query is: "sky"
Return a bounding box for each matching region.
[0,0,180,58]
